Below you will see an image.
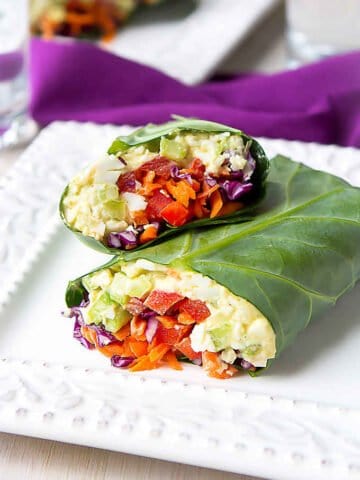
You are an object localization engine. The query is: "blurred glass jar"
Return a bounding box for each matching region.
[0,0,37,149]
[286,0,360,65]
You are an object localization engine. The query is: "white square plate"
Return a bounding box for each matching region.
[107,0,279,84]
[0,122,360,480]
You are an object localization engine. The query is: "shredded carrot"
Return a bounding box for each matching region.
[202,352,237,379]
[156,315,177,328]
[144,170,156,183]
[175,337,202,362]
[147,337,158,352]
[141,184,162,196]
[149,343,170,363]
[218,201,243,217]
[165,180,196,208]
[198,183,219,200]
[193,198,206,219]
[190,179,201,192]
[210,190,224,218]
[133,210,149,226]
[128,339,149,358]
[122,337,134,357]
[113,323,131,341]
[97,343,124,358]
[177,313,195,325]
[81,326,96,344]
[140,170,162,196]
[139,225,158,244]
[129,355,158,372]
[163,351,183,370]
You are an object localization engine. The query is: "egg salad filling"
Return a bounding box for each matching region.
[65,259,276,378]
[62,131,255,250]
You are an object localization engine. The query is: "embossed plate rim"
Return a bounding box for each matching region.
[0,122,360,480]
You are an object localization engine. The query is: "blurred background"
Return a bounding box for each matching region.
[1,0,359,151]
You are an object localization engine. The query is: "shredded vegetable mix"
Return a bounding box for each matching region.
[66,288,239,379]
[60,117,269,253]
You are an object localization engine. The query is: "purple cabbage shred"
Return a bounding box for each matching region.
[239,359,256,371]
[89,324,116,347]
[72,312,94,350]
[228,170,244,181]
[220,180,253,201]
[111,356,135,368]
[170,166,193,184]
[145,317,159,343]
[108,230,138,249]
[204,176,217,187]
[140,309,157,320]
[243,156,256,181]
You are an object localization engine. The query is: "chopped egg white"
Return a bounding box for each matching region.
[220,348,237,364]
[121,192,147,212]
[93,154,126,184]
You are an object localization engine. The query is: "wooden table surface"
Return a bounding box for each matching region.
[0,4,286,479]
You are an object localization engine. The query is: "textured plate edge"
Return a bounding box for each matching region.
[0,122,360,480]
[1,357,360,480]
[0,215,60,314]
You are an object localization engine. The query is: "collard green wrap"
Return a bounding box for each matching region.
[66,155,360,371]
[59,117,269,254]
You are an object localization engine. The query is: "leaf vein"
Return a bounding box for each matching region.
[184,187,347,261]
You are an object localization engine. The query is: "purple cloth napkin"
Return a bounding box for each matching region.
[30,38,360,147]
[0,51,23,81]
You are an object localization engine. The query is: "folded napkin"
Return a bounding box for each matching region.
[30,38,360,147]
[0,51,23,82]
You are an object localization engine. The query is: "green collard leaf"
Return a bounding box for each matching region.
[107,116,243,153]
[65,280,87,308]
[66,155,360,367]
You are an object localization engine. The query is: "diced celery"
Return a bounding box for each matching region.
[82,269,113,292]
[103,308,131,333]
[103,200,127,219]
[86,291,130,332]
[242,344,261,356]
[96,184,119,203]
[160,137,187,161]
[108,272,152,303]
[108,273,128,305]
[209,323,232,351]
[124,274,153,298]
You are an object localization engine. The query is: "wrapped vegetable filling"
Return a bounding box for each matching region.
[65,259,276,378]
[65,155,360,378]
[60,117,269,253]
